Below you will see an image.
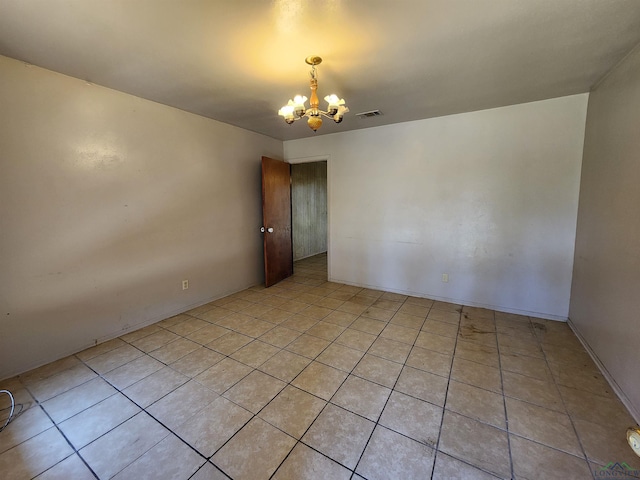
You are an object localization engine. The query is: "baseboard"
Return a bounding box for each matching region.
[567,318,640,425]
[328,276,568,322]
[0,281,260,382]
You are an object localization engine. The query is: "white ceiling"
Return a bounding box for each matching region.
[1,0,640,141]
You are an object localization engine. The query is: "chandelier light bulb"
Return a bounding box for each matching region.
[277,56,348,132]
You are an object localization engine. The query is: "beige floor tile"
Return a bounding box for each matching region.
[415,331,456,355]
[427,309,461,325]
[463,306,495,320]
[119,324,162,344]
[194,358,252,394]
[451,357,502,393]
[258,326,301,348]
[390,311,425,330]
[381,292,408,302]
[380,323,420,344]
[353,354,403,389]
[398,302,430,317]
[317,343,365,372]
[76,338,126,361]
[406,345,452,377]
[185,324,230,345]
[350,317,387,335]
[395,366,449,406]
[278,299,310,314]
[445,380,506,429]
[230,340,280,368]
[175,396,252,457]
[20,356,81,385]
[432,452,503,479]
[169,346,224,377]
[273,442,351,480]
[123,366,189,407]
[500,352,552,381]
[439,411,511,478]
[431,301,463,314]
[279,314,319,332]
[79,412,168,479]
[510,435,592,480]
[234,318,275,337]
[112,434,205,480]
[332,376,391,421]
[258,349,311,382]
[223,370,286,413]
[0,405,54,454]
[361,305,395,322]
[356,425,436,480]
[85,344,146,374]
[41,377,116,423]
[455,339,499,368]
[259,385,327,439]
[505,397,582,456]
[212,417,296,480]
[559,385,635,431]
[34,454,95,480]
[502,370,564,412]
[379,391,443,447]
[573,417,640,469]
[299,304,333,320]
[131,329,179,353]
[350,294,377,307]
[191,462,229,480]
[157,313,191,329]
[368,337,412,364]
[322,310,357,327]
[458,330,497,348]
[192,306,232,323]
[103,354,165,389]
[302,404,375,470]
[315,297,346,310]
[335,328,377,351]
[205,331,253,355]
[27,363,97,402]
[337,301,369,316]
[58,393,140,448]
[306,321,346,341]
[406,296,434,307]
[240,302,274,318]
[0,428,73,480]
[291,362,347,400]
[373,299,403,311]
[422,319,459,338]
[149,338,201,364]
[285,334,330,359]
[257,307,293,323]
[147,380,217,430]
[549,361,614,398]
[165,317,210,336]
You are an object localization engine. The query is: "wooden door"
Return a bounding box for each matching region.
[261,157,293,287]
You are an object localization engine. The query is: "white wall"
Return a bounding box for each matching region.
[569,44,640,419]
[0,55,282,379]
[285,95,588,319]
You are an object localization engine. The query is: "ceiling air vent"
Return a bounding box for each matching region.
[355,110,382,119]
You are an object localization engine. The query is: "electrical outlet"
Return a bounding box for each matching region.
[442,273,449,283]
[182,279,189,290]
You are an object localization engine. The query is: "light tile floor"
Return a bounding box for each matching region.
[1,253,639,479]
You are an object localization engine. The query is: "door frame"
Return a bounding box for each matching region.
[286,154,331,281]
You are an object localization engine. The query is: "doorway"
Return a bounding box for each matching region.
[290,161,328,275]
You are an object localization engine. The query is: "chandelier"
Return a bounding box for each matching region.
[278,56,349,132]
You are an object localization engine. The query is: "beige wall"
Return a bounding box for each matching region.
[569,45,640,419]
[285,95,588,320]
[0,55,282,379]
[291,162,328,260]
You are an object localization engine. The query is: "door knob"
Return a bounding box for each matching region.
[267,227,274,233]
[260,227,265,233]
